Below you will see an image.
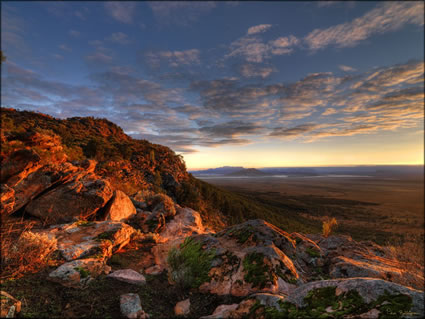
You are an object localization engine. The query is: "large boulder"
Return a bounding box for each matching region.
[48,258,111,288]
[25,174,113,224]
[190,220,309,297]
[103,190,137,221]
[41,220,136,261]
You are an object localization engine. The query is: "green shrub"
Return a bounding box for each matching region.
[243,252,273,289]
[167,237,216,290]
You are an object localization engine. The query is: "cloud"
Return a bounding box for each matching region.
[305,2,424,51]
[104,2,137,24]
[144,49,201,68]
[59,44,72,52]
[238,63,275,78]
[247,24,272,35]
[322,108,337,116]
[339,65,356,72]
[199,121,264,138]
[148,1,216,26]
[85,52,113,64]
[227,34,299,62]
[269,123,321,137]
[1,5,28,54]
[107,32,130,44]
[52,54,64,60]
[69,30,80,38]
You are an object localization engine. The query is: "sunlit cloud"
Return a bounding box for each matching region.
[305,2,424,50]
[104,2,137,24]
[247,24,272,35]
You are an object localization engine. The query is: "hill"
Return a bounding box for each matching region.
[1,107,423,318]
[225,168,271,177]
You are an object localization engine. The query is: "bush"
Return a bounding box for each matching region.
[167,238,216,290]
[147,193,176,217]
[1,231,57,278]
[322,217,338,238]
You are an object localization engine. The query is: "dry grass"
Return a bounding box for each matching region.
[1,218,57,280]
[322,217,338,238]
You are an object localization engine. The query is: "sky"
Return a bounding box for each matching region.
[1,1,424,169]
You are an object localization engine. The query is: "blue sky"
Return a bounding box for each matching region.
[1,1,424,168]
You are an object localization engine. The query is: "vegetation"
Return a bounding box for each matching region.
[1,229,57,279]
[242,252,273,289]
[167,238,216,290]
[250,287,414,319]
[322,217,338,238]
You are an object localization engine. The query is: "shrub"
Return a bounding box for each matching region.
[322,217,338,238]
[1,231,57,278]
[147,193,176,217]
[167,237,216,290]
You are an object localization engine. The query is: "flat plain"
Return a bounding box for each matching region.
[197,173,424,246]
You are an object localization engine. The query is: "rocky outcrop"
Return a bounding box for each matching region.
[42,220,135,261]
[0,184,15,215]
[48,258,111,288]
[103,190,137,221]
[308,234,424,290]
[25,174,113,224]
[1,149,41,185]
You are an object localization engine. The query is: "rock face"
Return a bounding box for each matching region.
[107,269,146,285]
[0,291,21,318]
[48,258,111,288]
[25,174,114,224]
[103,190,137,221]
[1,149,41,185]
[201,304,239,319]
[42,220,135,261]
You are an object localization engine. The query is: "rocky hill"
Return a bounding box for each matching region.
[225,168,270,177]
[1,107,423,318]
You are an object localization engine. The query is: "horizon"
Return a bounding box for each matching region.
[189,163,425,171]
[1,1,424,169]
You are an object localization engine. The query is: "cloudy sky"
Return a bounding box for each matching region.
[1,1,424,168]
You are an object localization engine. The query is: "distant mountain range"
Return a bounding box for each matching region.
[225,168,271,177]
[190,165,424,177]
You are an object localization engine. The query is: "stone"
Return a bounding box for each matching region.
[174,298,191,317]
[25,174,113,224]
[103,190,137,221]
[41,220,135,261]
[48,258,111,288]
[0,291,21,318]
[120,293,147,319]
[201,304,239,319]
[107,269,146,285]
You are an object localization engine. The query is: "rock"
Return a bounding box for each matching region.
[193,220,302,297]
[25,174,114,224]
[357,308,380,319]
[147,207,206,272]
[0,291,21,318]
[7,162,80,216]
[0,149,41,185]
[144,265,162,275]
[312,234,424,290]
[120,293,148,319]
[143,211,165,233]
[252,293,286,309]
[201,304,239,319]
[107,269,146,285]
[103,190,137,221]
[285,278,424,317]
[41,220,135,261]
[0,184,15,215]
[174,298,191,317]
[48,258,111,288]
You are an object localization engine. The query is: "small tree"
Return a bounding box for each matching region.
[1,50,6,64]
[322,217,338,238]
